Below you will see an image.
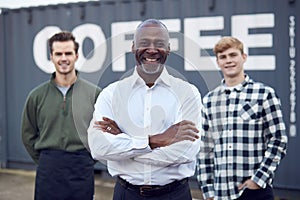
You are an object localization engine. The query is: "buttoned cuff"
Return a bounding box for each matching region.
[251,171,267,188]
[132,136,150,150]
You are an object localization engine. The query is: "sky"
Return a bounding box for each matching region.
[0,0,99,9]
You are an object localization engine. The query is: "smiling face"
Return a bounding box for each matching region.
[132,21,170,79]
[216,47,247,81]
[214,37,247,86]
[50,40,78,75]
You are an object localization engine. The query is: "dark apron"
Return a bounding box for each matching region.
[35,149,95,200]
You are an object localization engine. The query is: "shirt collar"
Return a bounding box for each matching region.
[220,74,251,93]
[130,66,171,89]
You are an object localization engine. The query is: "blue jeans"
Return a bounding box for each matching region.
[237,185,274,200]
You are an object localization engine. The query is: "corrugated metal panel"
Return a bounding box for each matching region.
[0,8,7,168]
[0,0,99,9]
[0,0,299,195]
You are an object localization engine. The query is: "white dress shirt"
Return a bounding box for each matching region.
[88,67,202,185]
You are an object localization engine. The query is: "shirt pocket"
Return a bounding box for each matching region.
[238,101,260,121]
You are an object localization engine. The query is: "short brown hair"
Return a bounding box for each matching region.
[213,36,244,55]
[48,31,79,54]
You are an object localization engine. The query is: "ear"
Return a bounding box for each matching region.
[75,53,79,61]
[167,44,170,55]
[131,42,135,53]
[242,53,247,62]
[216,57,221,68]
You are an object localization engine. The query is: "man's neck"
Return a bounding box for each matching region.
[146,83,154,88]
[224,73,245,87]
[54,71,77,87]
[136,67,163,88]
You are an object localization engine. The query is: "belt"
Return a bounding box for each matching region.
[116,176,188,197]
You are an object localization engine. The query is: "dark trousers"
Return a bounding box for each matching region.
[113,177,192,200]
[237,185,274,200]
[35,149,95,200]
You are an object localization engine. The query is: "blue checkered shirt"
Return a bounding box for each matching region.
[197,75,288,199]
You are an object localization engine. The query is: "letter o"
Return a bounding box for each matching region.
[33,26,61,73]
[72,24,107,73]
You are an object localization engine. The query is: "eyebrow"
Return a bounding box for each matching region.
[54,51,74,55]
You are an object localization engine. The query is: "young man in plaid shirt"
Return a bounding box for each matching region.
[197,36,288,200]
